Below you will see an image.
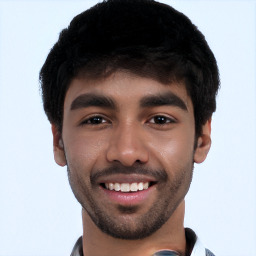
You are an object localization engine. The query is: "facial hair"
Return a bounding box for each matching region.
[67,160,194,240]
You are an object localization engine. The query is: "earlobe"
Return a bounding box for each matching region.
[194,119,212,164]
[51,124,67,167]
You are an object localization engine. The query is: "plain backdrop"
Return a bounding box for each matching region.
[0,1,255,256]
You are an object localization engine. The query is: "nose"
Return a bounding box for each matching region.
[106,123,149,166]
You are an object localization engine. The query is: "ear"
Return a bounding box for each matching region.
[194,119,212,164]
[51,124,67,166]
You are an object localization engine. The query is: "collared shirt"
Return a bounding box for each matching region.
[190,237,215,256]
[70,228,215,256]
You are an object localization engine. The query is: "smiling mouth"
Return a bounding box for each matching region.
[100,182,156,193]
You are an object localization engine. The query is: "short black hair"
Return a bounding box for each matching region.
[39,0,220,136]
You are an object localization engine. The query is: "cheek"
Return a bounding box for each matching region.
[63,133,108,173]
[149,127,195,167]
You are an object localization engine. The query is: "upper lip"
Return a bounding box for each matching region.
[97,174,157,184]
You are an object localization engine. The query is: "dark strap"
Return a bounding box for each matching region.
[70,236,83,256]
[153,250,180,255]
[205,248,215,256]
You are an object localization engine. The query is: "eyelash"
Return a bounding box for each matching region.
[80,114,176,127]
[80,115,109,126]
[147,115,176,126]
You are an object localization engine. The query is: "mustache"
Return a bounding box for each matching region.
[90,163,168,184]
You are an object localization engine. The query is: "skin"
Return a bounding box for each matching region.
[52,71,211,256]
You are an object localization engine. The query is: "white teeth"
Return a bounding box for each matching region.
[105,182,150,192]
[121,183,130,192]
[130,183,138,192]
[143,182,149,189]
[109,183,114,190]
[138,182,143,191]
[114,183,120,191]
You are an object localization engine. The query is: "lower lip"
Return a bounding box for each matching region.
[100,186,155,205]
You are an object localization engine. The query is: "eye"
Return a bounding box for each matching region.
[148,115,175,125]
[81,115,108,125]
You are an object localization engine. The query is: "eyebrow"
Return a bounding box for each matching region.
[70,93,116,110]
[70,92,188,112]
[140,92,188,111]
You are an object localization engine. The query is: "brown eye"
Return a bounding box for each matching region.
[149,115,175,125]
[82,116,107,125]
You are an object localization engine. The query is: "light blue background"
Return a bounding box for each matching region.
[0,1,255,256]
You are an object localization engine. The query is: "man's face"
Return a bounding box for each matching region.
[53,71,210,239]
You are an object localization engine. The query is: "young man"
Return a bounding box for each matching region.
[40,0,219,255]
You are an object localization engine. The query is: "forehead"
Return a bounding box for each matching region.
[64,71,192,111]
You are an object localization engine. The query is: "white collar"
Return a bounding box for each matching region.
[190,236,207,256]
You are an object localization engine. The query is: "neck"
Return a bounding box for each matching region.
[82,201,187,256]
